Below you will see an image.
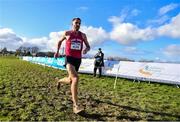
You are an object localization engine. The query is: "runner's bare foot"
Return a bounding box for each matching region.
[73,105,84,114]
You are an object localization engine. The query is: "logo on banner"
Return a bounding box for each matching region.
[139,65,152,76]
[57,58,65,66]
[139,69,152,76]
[139,65,162,76]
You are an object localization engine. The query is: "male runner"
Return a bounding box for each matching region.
[54,18,90,114]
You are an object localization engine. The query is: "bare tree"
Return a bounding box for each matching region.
[1,47,8,55]
[16,46,39,56]
[31,46,39,53]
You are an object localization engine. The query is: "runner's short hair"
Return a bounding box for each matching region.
[72,17,81,22]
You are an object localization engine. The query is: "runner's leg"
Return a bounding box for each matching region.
[66,63,79,107]
[57,76,71,84]
[66,63,83,113]
[56,76,72,89]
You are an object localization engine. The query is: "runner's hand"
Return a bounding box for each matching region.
[54,53,59,58]
[83,48,89,54]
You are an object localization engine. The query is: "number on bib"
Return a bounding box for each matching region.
[71,42,81,50]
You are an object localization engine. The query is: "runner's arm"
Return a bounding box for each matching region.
[55,31,66,57]
[82,33,90,54]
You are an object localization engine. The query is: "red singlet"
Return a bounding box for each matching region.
[65,31,84,58]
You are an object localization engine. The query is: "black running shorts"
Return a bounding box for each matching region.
[65,56,82,72]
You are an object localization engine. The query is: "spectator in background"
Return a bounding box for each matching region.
[93,48,104,78]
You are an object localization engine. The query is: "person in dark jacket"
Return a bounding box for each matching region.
[93,48,104,77]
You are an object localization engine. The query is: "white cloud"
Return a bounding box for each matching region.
[148,3,179,25]
[80,26,108,47]
[163,44,180,56]
[1,11,180,56]
[123,46,152,55]
[24,26,108,52]
[108,16,123,25]
[131,9,141,16]
[108,8,140,24]
[123,46,137,53]
[0,25,108,52]
[159,3,179,16]
[157,13,180,38]
[0,28,23,50]
[148,15,170,25]
[20,31,65,52]
[109,13,180,45]
[77,6,88,11]
[109,20,156,45]
[48,26,108,53]
[20,37,49,51]
[119,8,129,21]
[48,31,65,52]
[0,27,65,52]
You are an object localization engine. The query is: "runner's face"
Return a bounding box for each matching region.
[72,19,81,31]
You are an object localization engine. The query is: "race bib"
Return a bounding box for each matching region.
[71,42,81,50]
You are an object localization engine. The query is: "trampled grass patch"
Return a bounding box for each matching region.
[0,56,180,121]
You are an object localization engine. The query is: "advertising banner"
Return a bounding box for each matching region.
[23,56,66,70]
[23,57,180,85]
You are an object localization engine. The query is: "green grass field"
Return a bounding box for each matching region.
[0,56,180,121]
